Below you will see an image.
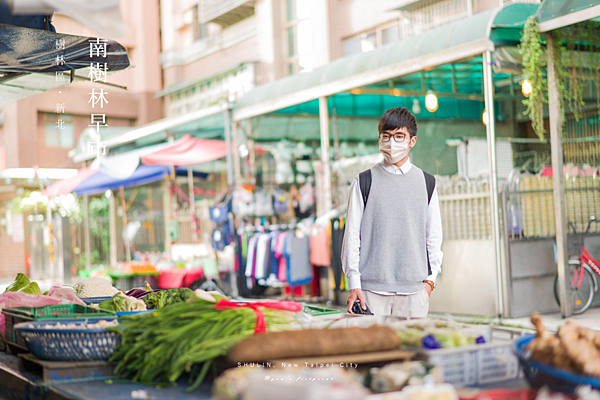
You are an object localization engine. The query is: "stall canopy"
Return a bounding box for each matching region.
[43,134,227,197]
[73,165,169,196]
[537,0,600,32]
[141,134,228,165]
[0,21,130,104]
[232,3,538,123]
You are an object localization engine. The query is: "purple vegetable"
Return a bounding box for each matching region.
[422,334,442,349]
[476,336,486,344]
[125,288,161,299]
[126,288,148,298]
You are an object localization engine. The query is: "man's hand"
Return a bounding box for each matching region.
[347,288,366,313]
[424,284,432,297]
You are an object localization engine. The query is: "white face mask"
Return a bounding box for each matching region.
[379,136,409,164]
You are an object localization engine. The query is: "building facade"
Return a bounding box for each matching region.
[0,0,163,280]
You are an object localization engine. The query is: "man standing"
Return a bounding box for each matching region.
[342,107,443,318]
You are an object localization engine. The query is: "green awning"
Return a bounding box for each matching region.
[537,0,600,32]
[233,3,538,121]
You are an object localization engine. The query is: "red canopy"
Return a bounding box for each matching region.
[141,134,228,166]
[42,167,98,197]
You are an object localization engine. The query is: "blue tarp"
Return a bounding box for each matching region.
[73,165,169,196]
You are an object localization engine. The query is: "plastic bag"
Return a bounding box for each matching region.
[47,286,86,306]
[0,292,63,336]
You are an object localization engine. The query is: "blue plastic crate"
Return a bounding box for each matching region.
[14,318,121,361]
[515,334,600,393]
[115,310,153,317]
[81,297,112,305]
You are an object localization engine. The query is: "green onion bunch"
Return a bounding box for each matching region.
[110,299,294,392]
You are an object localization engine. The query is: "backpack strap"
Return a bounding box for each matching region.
[358,169,372,208]
[423,170,436,205]
[422,170,436,275]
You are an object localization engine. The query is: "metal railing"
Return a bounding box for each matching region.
[201,0,254,24]
[504,174,600,240]
[437,176,492,240]
[172,200,213,244]
[399,0,472,40]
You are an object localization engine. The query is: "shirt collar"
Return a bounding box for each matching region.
[381,158,412,174]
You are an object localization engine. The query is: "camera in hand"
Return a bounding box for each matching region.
[351,300,373,315]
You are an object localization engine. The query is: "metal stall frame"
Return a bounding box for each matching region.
[227,3,542,316]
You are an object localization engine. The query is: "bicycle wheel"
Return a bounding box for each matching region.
[554,262,595,314]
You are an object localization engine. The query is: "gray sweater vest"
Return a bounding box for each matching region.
[359,163,428,293]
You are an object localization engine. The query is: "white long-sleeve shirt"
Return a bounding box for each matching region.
[341,159,443,295]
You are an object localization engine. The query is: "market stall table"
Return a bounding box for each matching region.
[0,351,213,400]
[108,271,160,292]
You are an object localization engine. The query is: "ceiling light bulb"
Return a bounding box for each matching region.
[522,79,533,97]
[425,91,438,112]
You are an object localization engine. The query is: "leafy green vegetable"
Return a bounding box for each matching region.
[110,298,295,392]
[99,293,146,312]
[4,273,31,293]
[19,282,42,295]
[143,288,194,309]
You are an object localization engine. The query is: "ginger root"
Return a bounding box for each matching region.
[528,314,600,377]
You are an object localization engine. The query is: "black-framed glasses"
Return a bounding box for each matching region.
[379,132,407,143]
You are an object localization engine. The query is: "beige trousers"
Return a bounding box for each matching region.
[362,288,429,318]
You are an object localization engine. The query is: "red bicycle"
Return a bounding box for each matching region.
[554,216,600,314]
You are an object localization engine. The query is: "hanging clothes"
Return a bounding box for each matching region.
[245,234,259,277]
[287,231,312,285]
[211,224,231,252]
[275,232,288,282]
[309,224,331,267]
[254,234,271,280]
[330,217,345,291]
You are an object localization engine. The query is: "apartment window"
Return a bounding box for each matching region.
[45,113,74,148]
[285,0,313,75]
[183,5,206,41]
[342,21,400,57]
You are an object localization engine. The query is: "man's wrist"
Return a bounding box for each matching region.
[424,280,435,291]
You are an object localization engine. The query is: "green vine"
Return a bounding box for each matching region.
[520,16,547,141]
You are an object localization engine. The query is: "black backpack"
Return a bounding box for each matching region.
[358,168,436,275]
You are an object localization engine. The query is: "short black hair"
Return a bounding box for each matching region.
[378,107,417,137]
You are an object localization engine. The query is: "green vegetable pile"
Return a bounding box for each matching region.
[4,273,42,295]
[143,288,194,309]
[99,293,147,312]
[396,320,483,349]
[110,297,295,391]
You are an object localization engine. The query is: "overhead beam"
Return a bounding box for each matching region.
[538,5,600,32]
[233,38,494,121]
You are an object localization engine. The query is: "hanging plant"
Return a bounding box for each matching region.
[550,29,568,127]
[519,16,547,141]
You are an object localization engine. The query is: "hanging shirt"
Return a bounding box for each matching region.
[275,232,288,282]
[310,224,331,266]
[245,235,258,277]
[288,231,313,285]
[269,232,280,276]
[254,234,270,279]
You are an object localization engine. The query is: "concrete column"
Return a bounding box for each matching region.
[232,121,241,186]
[83,194,91,270]
[162,179,172,261]
[188,166,198,243]
[224,109,234,187]
[108,191,118,267]
[547,35,571,318]
[482,51,508,317]
[318,97,332,216]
